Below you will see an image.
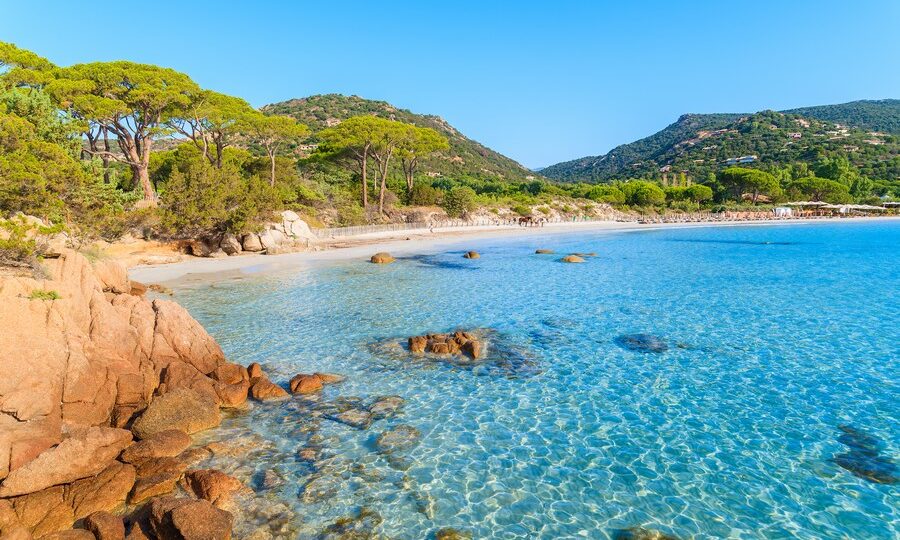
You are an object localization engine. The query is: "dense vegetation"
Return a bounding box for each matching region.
[785,99,900,134]
[542,103,900,188]
[264,94,534,182]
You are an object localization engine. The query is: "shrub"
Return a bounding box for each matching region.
[621,181,666,206]
[586,185,626,204]
[159,160,279,237]
[442,186,476,217]
[28,289,60,301]
[512,204,531,216]
[409,184,443,206]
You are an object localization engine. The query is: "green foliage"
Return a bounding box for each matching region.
[620,181,666,206]
[159,158,278,237]
[265,94,532,182]
[717,167,781,203]
[0,217,39,265]
[408,184,443,206]
[442,186,476,217]
[785,99,900,134]
[511,204,531,216]
[543,104,900,184]
[786,176,852,203]
[28,289,60,300]
[585,185,626,204]
[684,184,714,203]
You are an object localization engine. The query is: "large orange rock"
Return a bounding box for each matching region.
[8,462,134,538]
[146,497,232,540]
[370,252,395,264]
[181,470,242,507]
[248,378,288,401]
[288,374,323,395]
[120,430,191,465]
[84,511,125,540]
[0,250,230,496]
[0,428,132,498]
[131,389,221,440]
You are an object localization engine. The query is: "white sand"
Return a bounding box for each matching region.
[128,216,898,283]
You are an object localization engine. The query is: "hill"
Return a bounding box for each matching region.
[263,94,534,182]
[542,100,900,183]
[784,99,900,134]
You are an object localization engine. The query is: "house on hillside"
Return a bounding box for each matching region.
[724,155,759,165]
[788,132,802,139]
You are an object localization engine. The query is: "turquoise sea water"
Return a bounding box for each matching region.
[173,221,899,539]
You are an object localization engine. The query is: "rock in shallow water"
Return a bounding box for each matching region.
[375,425,421,454]
[614,333,669,353]
[317,507,382,539]
[611,527,681,540]
[329,408,373,430]
[370,252,395,264]
[434,528,473,540]
[298,473,341,503]
[369,396,405,419]
[832,425,898,484]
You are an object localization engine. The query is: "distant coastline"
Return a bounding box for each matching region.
[129,215,900,284]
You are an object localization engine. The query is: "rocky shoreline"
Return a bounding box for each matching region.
[0,249,313,539]
[0,251,496,539]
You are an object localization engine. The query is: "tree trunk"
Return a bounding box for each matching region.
[134,163,155,204]
[360,152,368,208]
[102,128,111,184]
[379,170,388,215]
[377,151,393,215]
[269,151,277,187]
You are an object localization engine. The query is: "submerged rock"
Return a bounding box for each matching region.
[298,474,341,503]
[434,528,473,540]
[535,249,554,254]
[614,334,669,353]
[612,527,681,540]
[369,396,405,420]
[370,252,395,264]
[462,251,480,259]
[832,425,898,484]
[329,408,373,430]
[833,453,898,484]
[560,255,585,263]
[317,507,382,540]
[374,425,421,454]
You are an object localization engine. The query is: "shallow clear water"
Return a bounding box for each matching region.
[173,222,899,539]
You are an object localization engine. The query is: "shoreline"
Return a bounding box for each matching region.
[128,216,899,283]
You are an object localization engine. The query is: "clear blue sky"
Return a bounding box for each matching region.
[2,1,899,168]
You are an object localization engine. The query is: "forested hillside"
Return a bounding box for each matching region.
[264,94,533,181]
[784,99,900,134]
[543,101,900,184]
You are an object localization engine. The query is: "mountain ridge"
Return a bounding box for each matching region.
[542,99,900,183]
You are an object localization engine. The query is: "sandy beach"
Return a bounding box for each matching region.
[128,216,899,283]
